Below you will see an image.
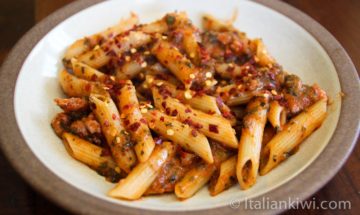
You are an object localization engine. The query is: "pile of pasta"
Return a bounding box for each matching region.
[52,12,328,200]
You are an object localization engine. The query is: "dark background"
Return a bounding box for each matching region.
[0,0,359,214]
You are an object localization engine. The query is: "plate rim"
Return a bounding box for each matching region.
[0,0,359,214]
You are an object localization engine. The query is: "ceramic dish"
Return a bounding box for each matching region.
[0,0,359,214]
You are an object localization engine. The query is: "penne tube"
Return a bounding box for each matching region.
[268,100,286,131]
[115,55,145,80]
[108,142,173,200]
[216,84,257,106]
[117,80,155,162]
[227,92,255,106]
[209,156,237,196]
[185,94,221,115]
[175,162,216,199]
[202,14,232,32]
[181,27,201,65]
[147,77,221,115]
[215,63,242,79]
[90,93,137,172]
[251,38,275,67]
[78,31,151,68]
[236,97,268,189]
[153,88,238,148]
[151,40,198,88]
[63,13,139,62]
[62,132,122,182]
[139,12,189,34]
[139,20,168,34]
[71,58,112,83]
[59,69,97,97]
[260,98,327,175]
[144,109,213,163]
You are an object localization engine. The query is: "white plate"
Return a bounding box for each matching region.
[13,0,341,211]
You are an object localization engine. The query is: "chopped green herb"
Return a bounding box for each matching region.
[165,122,173,127]
[165,15,176,26]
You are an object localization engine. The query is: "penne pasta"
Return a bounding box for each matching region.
[209,156,237,196]
[58,69,97,97]
[146,76,221,115]
[260,98,327,175]
[108,142,173,200]
[268,100,286,131]
[139,12,188,34]
[202,14,232,32]
[151,40,198,88]
[236,97,268,189]
[251,38,275,67]
[62,132,121,182]
[215,63,242,79]
[152,88,238,148]
[117,80,155,162]
[175,162,216,199]
[143,109,213,163]
[90,93,137,172]
[115,55,145,80]
[227,92,256,106]
[181,26,201,65]
[63,13,139,62]
[71,58,112,83]
[78,31,151,68]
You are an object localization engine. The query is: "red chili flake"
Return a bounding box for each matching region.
[222,111,232,119]
[176,84,185,90]
[229,87,237,95]
[183,118,203,129]
[209,124,219,133]
[175,94,183,101]
[207,110,216,115]
[90,74,98,81]
[101,148,111,156]
[104,120,110,127]
[123,119,130,126]
[129,122,141,132]
[140,118,147,124]
[84,83,92,92]
[103,46,110,53]
[165,108,171,115]
[164,60,169,65]
[160,116,165,122]
[161,101,167,109]
[117,80,126,85]
[191,129,198,137]
[175,54,182,60]
[185,108,192,113]
[122,104,131,110]
[112,114,117,120]
[171,109,178,116]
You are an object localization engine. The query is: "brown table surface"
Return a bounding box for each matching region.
[0,0,358,214]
